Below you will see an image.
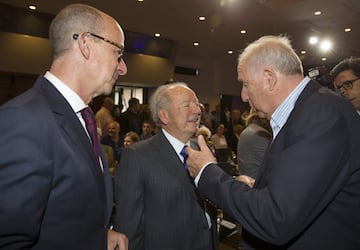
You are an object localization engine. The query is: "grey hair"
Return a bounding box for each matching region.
[49,4,105,60]
[150,82,189,127]
[238,35,303,77]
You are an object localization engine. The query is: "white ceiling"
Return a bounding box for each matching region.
[1,0,359,68]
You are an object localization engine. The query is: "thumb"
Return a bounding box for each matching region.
[197,134,208,150]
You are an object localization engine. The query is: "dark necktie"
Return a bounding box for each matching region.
[81,107,100,158]
[180,145,188,169]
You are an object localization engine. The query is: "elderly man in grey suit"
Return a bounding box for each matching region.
[114,82,218,250]
[186,35,360,249]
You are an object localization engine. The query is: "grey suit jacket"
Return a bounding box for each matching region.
[114,130,217,250]
[198,80,360,249]
[237,123,271,178]
[0,76,113,249]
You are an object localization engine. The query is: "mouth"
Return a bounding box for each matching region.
[188,117,200,124]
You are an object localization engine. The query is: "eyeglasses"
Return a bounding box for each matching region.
[72,32,124,63]
[334,78,360,93]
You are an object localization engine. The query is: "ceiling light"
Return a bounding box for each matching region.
[138,0,144,2]
[199,16,206,21]
[301,50,306,54]
[320,40,332,51]
[344,28,352,32]
[193,42,199,46]
[154,33,160,37]
[321,57,327,61]
[29,5,36,10]
[228,50,233,54]
[314,11,321,16]
[240,30,246,34]
[309,37,318,45]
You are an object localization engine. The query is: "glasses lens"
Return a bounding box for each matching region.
[343,81,353,90]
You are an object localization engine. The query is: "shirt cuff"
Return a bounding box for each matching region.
[194,162,215,187]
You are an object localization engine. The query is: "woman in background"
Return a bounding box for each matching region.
[237,108,272,179]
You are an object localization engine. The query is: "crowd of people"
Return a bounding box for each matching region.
[1,3,360,250]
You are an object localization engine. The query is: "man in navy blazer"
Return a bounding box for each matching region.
[186,36,360,249]
[0,4,128,250]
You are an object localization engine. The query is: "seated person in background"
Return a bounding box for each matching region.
[140,120,154,140]
[237,107,272,179]
[95,96,114,138]
[202,117,215,134]
[196,125,212,142]
[210,124,228,150]
[101,121,124,164]
[330,57,360,115]
[195,125,215,155]
[97,127,117,177]
[123,131,140,148]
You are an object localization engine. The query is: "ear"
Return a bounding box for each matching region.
[158,109,170,125]
[76,33,91,60]
[263,67,277,91]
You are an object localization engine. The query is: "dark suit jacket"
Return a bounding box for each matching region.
[198,80,360,249]
[0,76,113,249]
[114,130,218,250]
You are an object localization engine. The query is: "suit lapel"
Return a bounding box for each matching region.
[255,80,322,188]
[35,77,105,187]
[154,131,200,200]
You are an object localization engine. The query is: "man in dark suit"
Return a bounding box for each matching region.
[117,97,142,135]
[186,35,360,249]
[113,82,218,250]
[0,4,128,250]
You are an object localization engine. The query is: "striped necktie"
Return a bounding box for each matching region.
[180,145,188,169]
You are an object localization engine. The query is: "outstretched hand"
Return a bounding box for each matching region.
[186,135,217,178]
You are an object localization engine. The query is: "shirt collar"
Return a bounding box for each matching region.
[44,71,87,113]
[270,76,311,139]
[162,128,188,159]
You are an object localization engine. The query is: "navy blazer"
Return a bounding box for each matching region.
[198,80,360,249]
[0,76,113,249]
[114,130,217,250]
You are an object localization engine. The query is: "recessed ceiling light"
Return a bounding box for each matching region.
[228,50,233,54]
[154,33,160,37]
[301,50,306,54]
[138,0,144,2]
[240,30,246,34]
[314,11,322,16]
[193,42,199,46]
[309,36,318,45]
[321,57,327,61]
[344,28,352,32]
[199,16,206,21]
[29,5,36,10]
[320,40,332,51]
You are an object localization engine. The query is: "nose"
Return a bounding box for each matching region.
[339,87,347,96]
[118,59,127,75]
[194,103,202,115]
[241,86,249,102]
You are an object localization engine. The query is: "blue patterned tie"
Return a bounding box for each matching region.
[81,107,100,158]
[180,145,188,169]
